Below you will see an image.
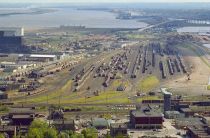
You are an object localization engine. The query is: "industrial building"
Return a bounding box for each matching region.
[165,111,181,119]
[161,88,172,113]
[184,116,210,138]
[130,106,164,129]
[0,81,20,92]
[187,125,210,138]
[0,27,24,53]
[0,91,8,99]
[18,54,57,62]
[52,119,75,132]
[92,118,110,129]
[0,27,24,36]
[0,126,16,138]
[8,108,35,126]
[110,123,127,137]
[0,61,36,73]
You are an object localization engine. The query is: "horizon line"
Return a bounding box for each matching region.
[1,2,210,4]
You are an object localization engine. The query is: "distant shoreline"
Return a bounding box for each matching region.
[0,8,57,17]
[0,8,148,29]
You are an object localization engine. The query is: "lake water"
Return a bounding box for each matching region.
[177,27,210,33]
[0,8,148,29]
[203,44,210,49]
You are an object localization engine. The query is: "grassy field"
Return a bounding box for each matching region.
[137,76,160,92]
[126,34,154,40]
[180,43,210,68]
[191,106,210,112]
[207,85,210,90]
[60,91,129,104]
[110,79,130,90]
[136,96,161,103]
[15,77,161,105]
[16,79,73,103]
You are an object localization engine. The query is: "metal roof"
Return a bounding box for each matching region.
[110,123,127,129]
[53,119,74,125]
[131,110,163,117]
[29,54,56,58]
[92,118,109,127]
[161,88,172,95]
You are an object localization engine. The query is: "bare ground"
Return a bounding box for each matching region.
[162,46,210,96]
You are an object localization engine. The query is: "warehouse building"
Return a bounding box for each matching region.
[110,123,128,137]
[165,111,182,119]
[0,91,8,99]
[52,119,75,132]
[92,118,109,129]
[161,88,172,113]
[0,126,16,138]
[187,125,210,138]
[130,107,164,129]
[8,108,35,126]
[0,61,36,73]
[18,54,57,62]
[0,27,24,53]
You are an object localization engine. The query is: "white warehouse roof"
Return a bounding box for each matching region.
[161,88,172,95]
[29,54,56,58]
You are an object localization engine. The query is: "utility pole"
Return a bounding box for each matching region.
[59,94,61,110]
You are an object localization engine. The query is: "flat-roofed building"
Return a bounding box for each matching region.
[110,123,127,137]
[9,108,35,126]
[165,111,181,119]
[18,54,57,62]
[187,125,210,138]
[161,88,172,112]
[0,125,16,138]
[0,27,24,37]
[180,108,194,117]
[0,91,8,99]
[52,119,75,132]
[0,27,24,53]
[92,118,109,129]
[130,107,164,129]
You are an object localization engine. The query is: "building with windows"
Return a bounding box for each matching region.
[130,107,164,129]
[0,27,24,53]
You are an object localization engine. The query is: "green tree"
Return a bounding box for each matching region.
[104,133,111,138]
[63,130,74,137]
[81,128,97,138]
[61,130,84,138]
[27,119,58,138]
[58,132,69,138]
[28,128,43,138]
[29,119,48,129]
[71,133,84,138]
[81,130,87,138]
[44,128,57,138]
[0,133,5,138]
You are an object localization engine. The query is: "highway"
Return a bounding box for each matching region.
[138,20,177,32]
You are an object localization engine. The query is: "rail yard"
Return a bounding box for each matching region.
[0,24,209,108]
[1,4,210,138]
[70,42,189,96]
[0,40,192,106]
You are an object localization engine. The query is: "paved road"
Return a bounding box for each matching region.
[138,20,176,32]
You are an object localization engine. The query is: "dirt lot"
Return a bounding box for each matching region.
[162,44,210,96]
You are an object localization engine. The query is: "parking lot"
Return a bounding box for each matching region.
[127,119,185,138]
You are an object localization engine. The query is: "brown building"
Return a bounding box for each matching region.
[180,108,194,117]
[110,123,127,137]
[9,108,35,126]
[0,126,16,138]
[130,108,164,129]
[52,119,75,132]
[187,126,210,138]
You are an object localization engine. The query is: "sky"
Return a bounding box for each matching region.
[1,0,210,3]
